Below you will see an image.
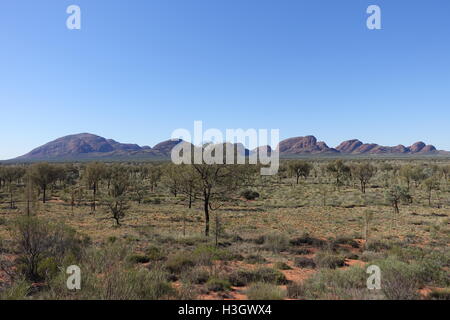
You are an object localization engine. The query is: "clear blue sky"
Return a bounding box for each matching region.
[1,0,449,159]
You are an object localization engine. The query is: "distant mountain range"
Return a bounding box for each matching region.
[7,133,449,161]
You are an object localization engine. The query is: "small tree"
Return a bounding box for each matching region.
[192,163,246,237]
[83,162,106,212]
[288,160,312,184]
[351,162,377,193]
[2,166,25,208]
[148,165,162,192]
[326,160,351,188]
[23,172,39,216]
[104,167,130,226]
[399,165,415,191]
[131,179,147,205]
[423,177,439,206]
[385,185,410,214]
[29,163,58,203]
[10,216,82,281]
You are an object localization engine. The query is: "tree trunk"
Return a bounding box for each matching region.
[215,213,219,247]
[93,183,97,212]
[183,210,186,237]
[394,201,399,214]
[43,186,46,203]
[204,192,210,237]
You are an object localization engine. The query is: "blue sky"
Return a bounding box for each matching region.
[1,0,449,159]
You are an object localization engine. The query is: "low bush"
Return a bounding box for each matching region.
[360,251,385,262]
[260,234,289,253]
[165,252,195,274]
[241,190,260,201]
[314,252,346,269]
[182,269,210,285]
[228,268,288,287]
[246,283,286,300]
[145,246,164,261]
[206,277,232,292]
[274,261,292,270]
[294,257,316,269]
[244,254,267,264]
[287,282,307,299]
[192,245,236,265]
[428,288,450,300]
[289,233,326,248]
[127,254,151,264]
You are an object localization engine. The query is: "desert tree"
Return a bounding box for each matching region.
[399,165,415,191]
[192,162,246,237]
[385,185,410,214]
[410,166,428,188]
[130,178,147,205]
[162,164,182,197]
[29,163,58,203]
[423,176,440,206]
[23,171,39,216]
[288,160,312,184]
[83,162,106,212]
[2,166,25,208]
[104,166,130,226]
[102,165,113,190]
[379,162,396,188]
[147,165,162,192]
[325,160,351,188]
[351,162,377,193]
[61,163,80,187]
[179,164,203,210]
[276,163,288,183]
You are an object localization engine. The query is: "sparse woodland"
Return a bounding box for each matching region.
[0,158,449,300]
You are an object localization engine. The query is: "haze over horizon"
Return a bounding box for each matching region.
[1,0,450,159]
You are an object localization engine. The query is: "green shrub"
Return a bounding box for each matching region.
[145,246,164,261]
[332,237,359,248]
[165,252,195,274]
[365,240,392,252]
[244,254,267,264]
[274,261,292,270]
[192,245,235,265]
[37,257,59,280]
[0,278,31,300]
[360,251,386,262]
[428,288,450,300]
[11,216,85,281]
[182,269,210,285]
[287,282,307,299]
[289,233,326,248]
[298,267,369,299]
[127,254,151,264]
[101,267,175,299]
[228,268,288,286]
[260,234,289,253]
[373,258,421,300]
[206,277,232,292]
[314,252,346,269]
[107,236,117,244]
[294,257,316,269]
[241,190,260,200]
[246,283,286,300]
